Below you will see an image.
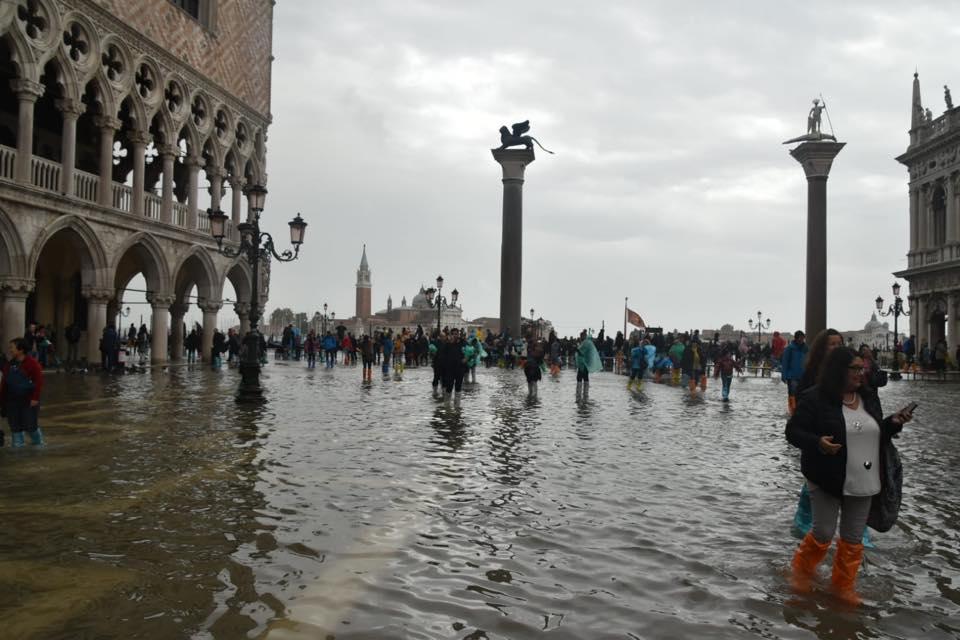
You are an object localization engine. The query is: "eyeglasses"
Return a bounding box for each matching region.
[847,366,864,373]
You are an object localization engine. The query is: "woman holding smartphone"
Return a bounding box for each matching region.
[785,346,914,605]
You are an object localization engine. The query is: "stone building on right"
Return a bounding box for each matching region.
[895,73,960,352]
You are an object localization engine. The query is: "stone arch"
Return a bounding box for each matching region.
[0,25,38,83]
[39,43,80,102]
[111,232,171,295]
[0,203,27,277]
[224,258,253,304]
[173,246,219,303]
[28,215,109,289]
[83,71,116,119]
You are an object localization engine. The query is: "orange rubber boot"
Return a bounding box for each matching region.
[790,532,831,593]
[788,395,797,415]
[831,539,864,606]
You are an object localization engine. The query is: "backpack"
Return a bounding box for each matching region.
[5,364,35,398]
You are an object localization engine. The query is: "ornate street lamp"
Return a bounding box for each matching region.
[425,275,459,333]
[207,184,307,401]
[876,281,910,380]
[748,310,772,344]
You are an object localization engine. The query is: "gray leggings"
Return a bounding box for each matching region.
[809,484,872,544]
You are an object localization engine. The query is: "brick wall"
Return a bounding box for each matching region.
[88,0,273,118]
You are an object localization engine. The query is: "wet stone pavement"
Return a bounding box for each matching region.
[0,362,958,639]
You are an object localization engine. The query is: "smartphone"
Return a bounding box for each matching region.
[905,401,919,414]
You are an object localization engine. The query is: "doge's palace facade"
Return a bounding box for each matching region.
[0,0,273,364]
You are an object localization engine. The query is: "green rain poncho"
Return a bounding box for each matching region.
[576,334,603,373]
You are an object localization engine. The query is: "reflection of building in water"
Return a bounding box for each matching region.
[895,72,960,352]
[0,0,274,365]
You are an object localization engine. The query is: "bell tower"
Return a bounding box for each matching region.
[355,245,372,319]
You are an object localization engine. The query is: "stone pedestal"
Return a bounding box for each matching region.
[789,140,845,340]
[491,148,535,337]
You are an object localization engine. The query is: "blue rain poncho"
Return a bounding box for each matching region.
[576,335,603,373]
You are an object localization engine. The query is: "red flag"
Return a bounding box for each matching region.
[626,308,645,328]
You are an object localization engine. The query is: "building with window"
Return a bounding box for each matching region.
[0,0,274,363]
[895,73,960,353]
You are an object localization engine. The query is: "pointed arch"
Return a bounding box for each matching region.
[27,215,110,288]
[39,45,80,102]
[0,203,27,278]
[0,27,38,82]
[172,245,219,302]
[110,232,171,295]
[224,258,253,305]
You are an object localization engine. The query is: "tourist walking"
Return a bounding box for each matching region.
[786,346,913,605]
[380,330,393,376]
[575,330,602,395]
[781,330,808,415]
[627,340,647,391]
[360,334,375,381]
[185,328,200,363]
[1,338,45,448]
[322,331,338,369]
[525,336,545,396]
[680,340,706,398]
[211,329,227,369]
[713,346,742,401]
[668,335,685,386]
[304,330,319,369]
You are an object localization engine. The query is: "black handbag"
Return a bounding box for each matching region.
[867,436,902,532]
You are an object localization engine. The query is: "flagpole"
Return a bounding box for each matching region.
[623,297,628,341]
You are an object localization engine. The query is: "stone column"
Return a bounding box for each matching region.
[159,145,178,225]
[0,278,34,344]
[491,147,535,337]
[11,79,44,184]
[186,155,202,230]
[147,294,173,364]
[948,292,960,354]
[788,140,845,341]
[95,116,121,207]
[229,175,244,241]
[909,186,920,252]
[919,185,931,250]
[235,301,251,334]
[199,301,222,362]
[169,302,188,362]
[84,288,113,366]
[56,98,83,196]
[208,165,224,211]
[128,130,151,216]
[915,296,928,348]
[947,175,959,247]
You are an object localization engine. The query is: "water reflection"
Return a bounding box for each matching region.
[1,366,958,638]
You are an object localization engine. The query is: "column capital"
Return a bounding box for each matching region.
[0,277,35,296]
[10,78,44,100]
[55,98,85,118]
[197,300,223,314]
[234,301,251,315]
[127,129,152,146]
[169,302,190,317]
[93,115,122,132]
[491,148,536,181]
[206,164,226,178]
[185,154,205,169]
[147,293,177,308]
[227,174,245,189]
[788,141,846,179]
[158,144,179,159]
[82,286,115,303]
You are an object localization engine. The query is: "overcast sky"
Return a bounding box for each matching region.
[250,0,958,337]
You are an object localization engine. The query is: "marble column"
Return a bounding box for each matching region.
[95,116,121,207]
[169,302,189,362]
[788,140,845,341]
[147,294,173,364]
[84,288,113,366]
[186,155,202,230]
[11,79,44,184]
[235,301,251,335]
[199,301,222,362]
[947,176,959,247]
[56,98,83,196]
[229,175,244,241]
[0,279,34,344]
[208,165,224,211]
[491,147,535,337]
[948,292,959,354]
[908,296,918,343]
[915,296,928,348]
[159,145,177,225]
[128,130,151,216]
[919,186,931,250]
[909,186,920,253]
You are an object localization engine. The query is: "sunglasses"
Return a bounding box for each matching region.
[847,366,864,373]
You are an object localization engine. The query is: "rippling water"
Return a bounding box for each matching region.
[1,363,958,639]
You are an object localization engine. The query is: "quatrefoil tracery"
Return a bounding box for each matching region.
[63,23,89,62]
[101,45,124,82]
[17,0,47,40]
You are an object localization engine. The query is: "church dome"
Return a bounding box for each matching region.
[411,286,431,309]
[864,313,882,331]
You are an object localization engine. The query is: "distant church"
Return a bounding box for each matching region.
[347,247,476,334]
[895,73,960,351]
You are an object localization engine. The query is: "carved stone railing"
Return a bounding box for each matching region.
[173,201,187,227]
[74,169,99,203]
[0,145,14,181]
[144,192,162,220]
[31,155,61,192]
[112,183,132,213]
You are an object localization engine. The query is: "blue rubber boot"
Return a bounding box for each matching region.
[28,428,45,447]
[12,431,25,448]
[791,483,813,539]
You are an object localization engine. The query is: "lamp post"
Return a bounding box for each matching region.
[322,302,328,334]
[207,184,307,401]
[876,281,910,380]
[748,310,772,344]
[117,304,131,329]
[424,275,459,334]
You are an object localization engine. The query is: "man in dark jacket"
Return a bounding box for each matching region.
[781,330,808,415]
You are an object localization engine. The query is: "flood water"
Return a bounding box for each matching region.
[1,363,958,639]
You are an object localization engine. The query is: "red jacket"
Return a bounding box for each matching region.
[1,355,44,404]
